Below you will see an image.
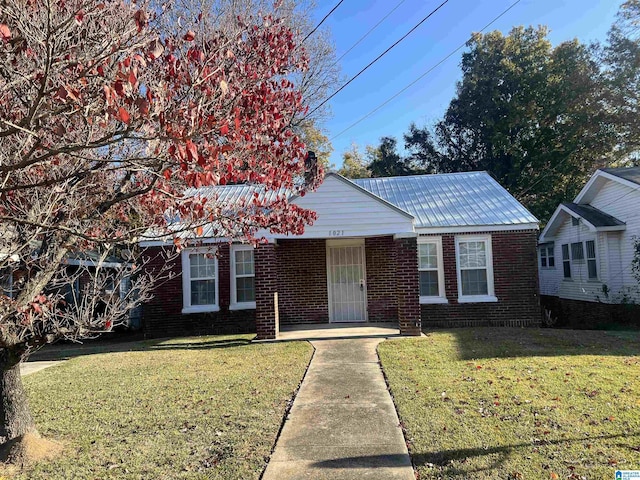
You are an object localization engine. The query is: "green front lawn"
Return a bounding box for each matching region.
[17,335,312,480]
[379,328,640,480]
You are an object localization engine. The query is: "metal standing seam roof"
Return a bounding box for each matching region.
[561,202,626,228]
[352,172,538,228]
[146,171,537,240]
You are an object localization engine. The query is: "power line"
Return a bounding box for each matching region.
[301,0,346,46]
[330,0,522,141]
[334,0,408,65]
[306,0,450,119]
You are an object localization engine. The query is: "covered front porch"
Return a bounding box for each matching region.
[253,234,422,340]
[251,173,423,340]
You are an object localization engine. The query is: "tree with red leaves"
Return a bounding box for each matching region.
[0,0,322,457]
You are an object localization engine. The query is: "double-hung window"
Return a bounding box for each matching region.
[561,244,571,278]
[586,240,597,279]
[417,237,446,303]
[230,245,255,309]
[182,248,219,313]
[561,240,597,280]
[539,246,555,268]
[456,235,496,302]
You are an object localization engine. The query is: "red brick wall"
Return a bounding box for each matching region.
[275,239,329,324]
[142,245,255,338]
[255,243,277,339]
[421,230,541,327]
[395,237,422,335]
[365,237,398,322]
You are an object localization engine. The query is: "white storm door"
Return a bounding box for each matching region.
[327,240,367,323]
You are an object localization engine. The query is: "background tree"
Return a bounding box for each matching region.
[337,143,370,178]
[602,0,640,162]
[0,0,322,458]
[405,26,616,222]
[367,136,421,177]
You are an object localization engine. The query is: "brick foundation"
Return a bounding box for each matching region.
[421,230,541,328]
[541,295,640,329]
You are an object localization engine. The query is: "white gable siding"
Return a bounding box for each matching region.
[275,175,414,239]
[553,218,607,302]
[590,180,640,302]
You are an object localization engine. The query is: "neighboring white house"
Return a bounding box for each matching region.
[538,167,640,323]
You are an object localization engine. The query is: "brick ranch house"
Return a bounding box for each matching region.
[140,172,541,339]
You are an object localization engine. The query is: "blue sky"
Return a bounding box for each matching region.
[311,0,623,169]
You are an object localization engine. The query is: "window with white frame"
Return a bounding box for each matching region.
[417,238,446,303]
[455,236,496,302]
[539,245,555,269]
[182,248,219,313]
[586,240,597,279]
[561,240,598,280]
[561,244,571,278]
[571,242,585,264]
[230,245,255,309]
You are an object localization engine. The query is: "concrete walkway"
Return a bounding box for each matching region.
[20,360,63,376]
[263,338,414,480]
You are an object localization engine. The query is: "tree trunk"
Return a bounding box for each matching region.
[0,355,35,445]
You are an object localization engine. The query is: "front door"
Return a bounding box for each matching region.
[326,240,367,322]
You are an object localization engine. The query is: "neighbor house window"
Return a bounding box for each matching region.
[417,237,446,304]
[539,246,555,269]
[586,240,597,279]
[230,245,255,309]
[455,236,496,302]
[562,244,571,278]
[571,242,585,264]
[182,248,219,313]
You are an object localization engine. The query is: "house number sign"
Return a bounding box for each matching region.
[329,230,345,237]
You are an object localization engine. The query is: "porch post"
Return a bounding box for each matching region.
[255,242,278,340]
[395,235,421,336]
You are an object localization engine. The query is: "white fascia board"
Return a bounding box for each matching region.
[64,259,126,268]
[416,223,538,235]
[575,169,640,204]
[139,237,229,248]
[539,206,567,243]
[393,232,418,239]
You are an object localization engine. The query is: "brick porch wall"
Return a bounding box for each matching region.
[142,245,255,338]
[395,237,422,335]
[365,236,398,322]
[422,230,541,328]
[275,239,329,325]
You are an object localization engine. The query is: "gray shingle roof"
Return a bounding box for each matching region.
[562,202,625,228]
[601,166,640,186]
[352,172,537,229]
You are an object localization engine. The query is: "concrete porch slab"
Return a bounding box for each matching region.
[269,322,412,342]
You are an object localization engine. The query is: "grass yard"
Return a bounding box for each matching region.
[379,328,640,480]
[16,335,313,480]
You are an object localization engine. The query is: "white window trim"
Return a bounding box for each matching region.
[539,245,556,270]
[585,239,598,281]
[181,247,219,314]
[229,244,256,310]
[455,235,497,303]
[417,237,448,304]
